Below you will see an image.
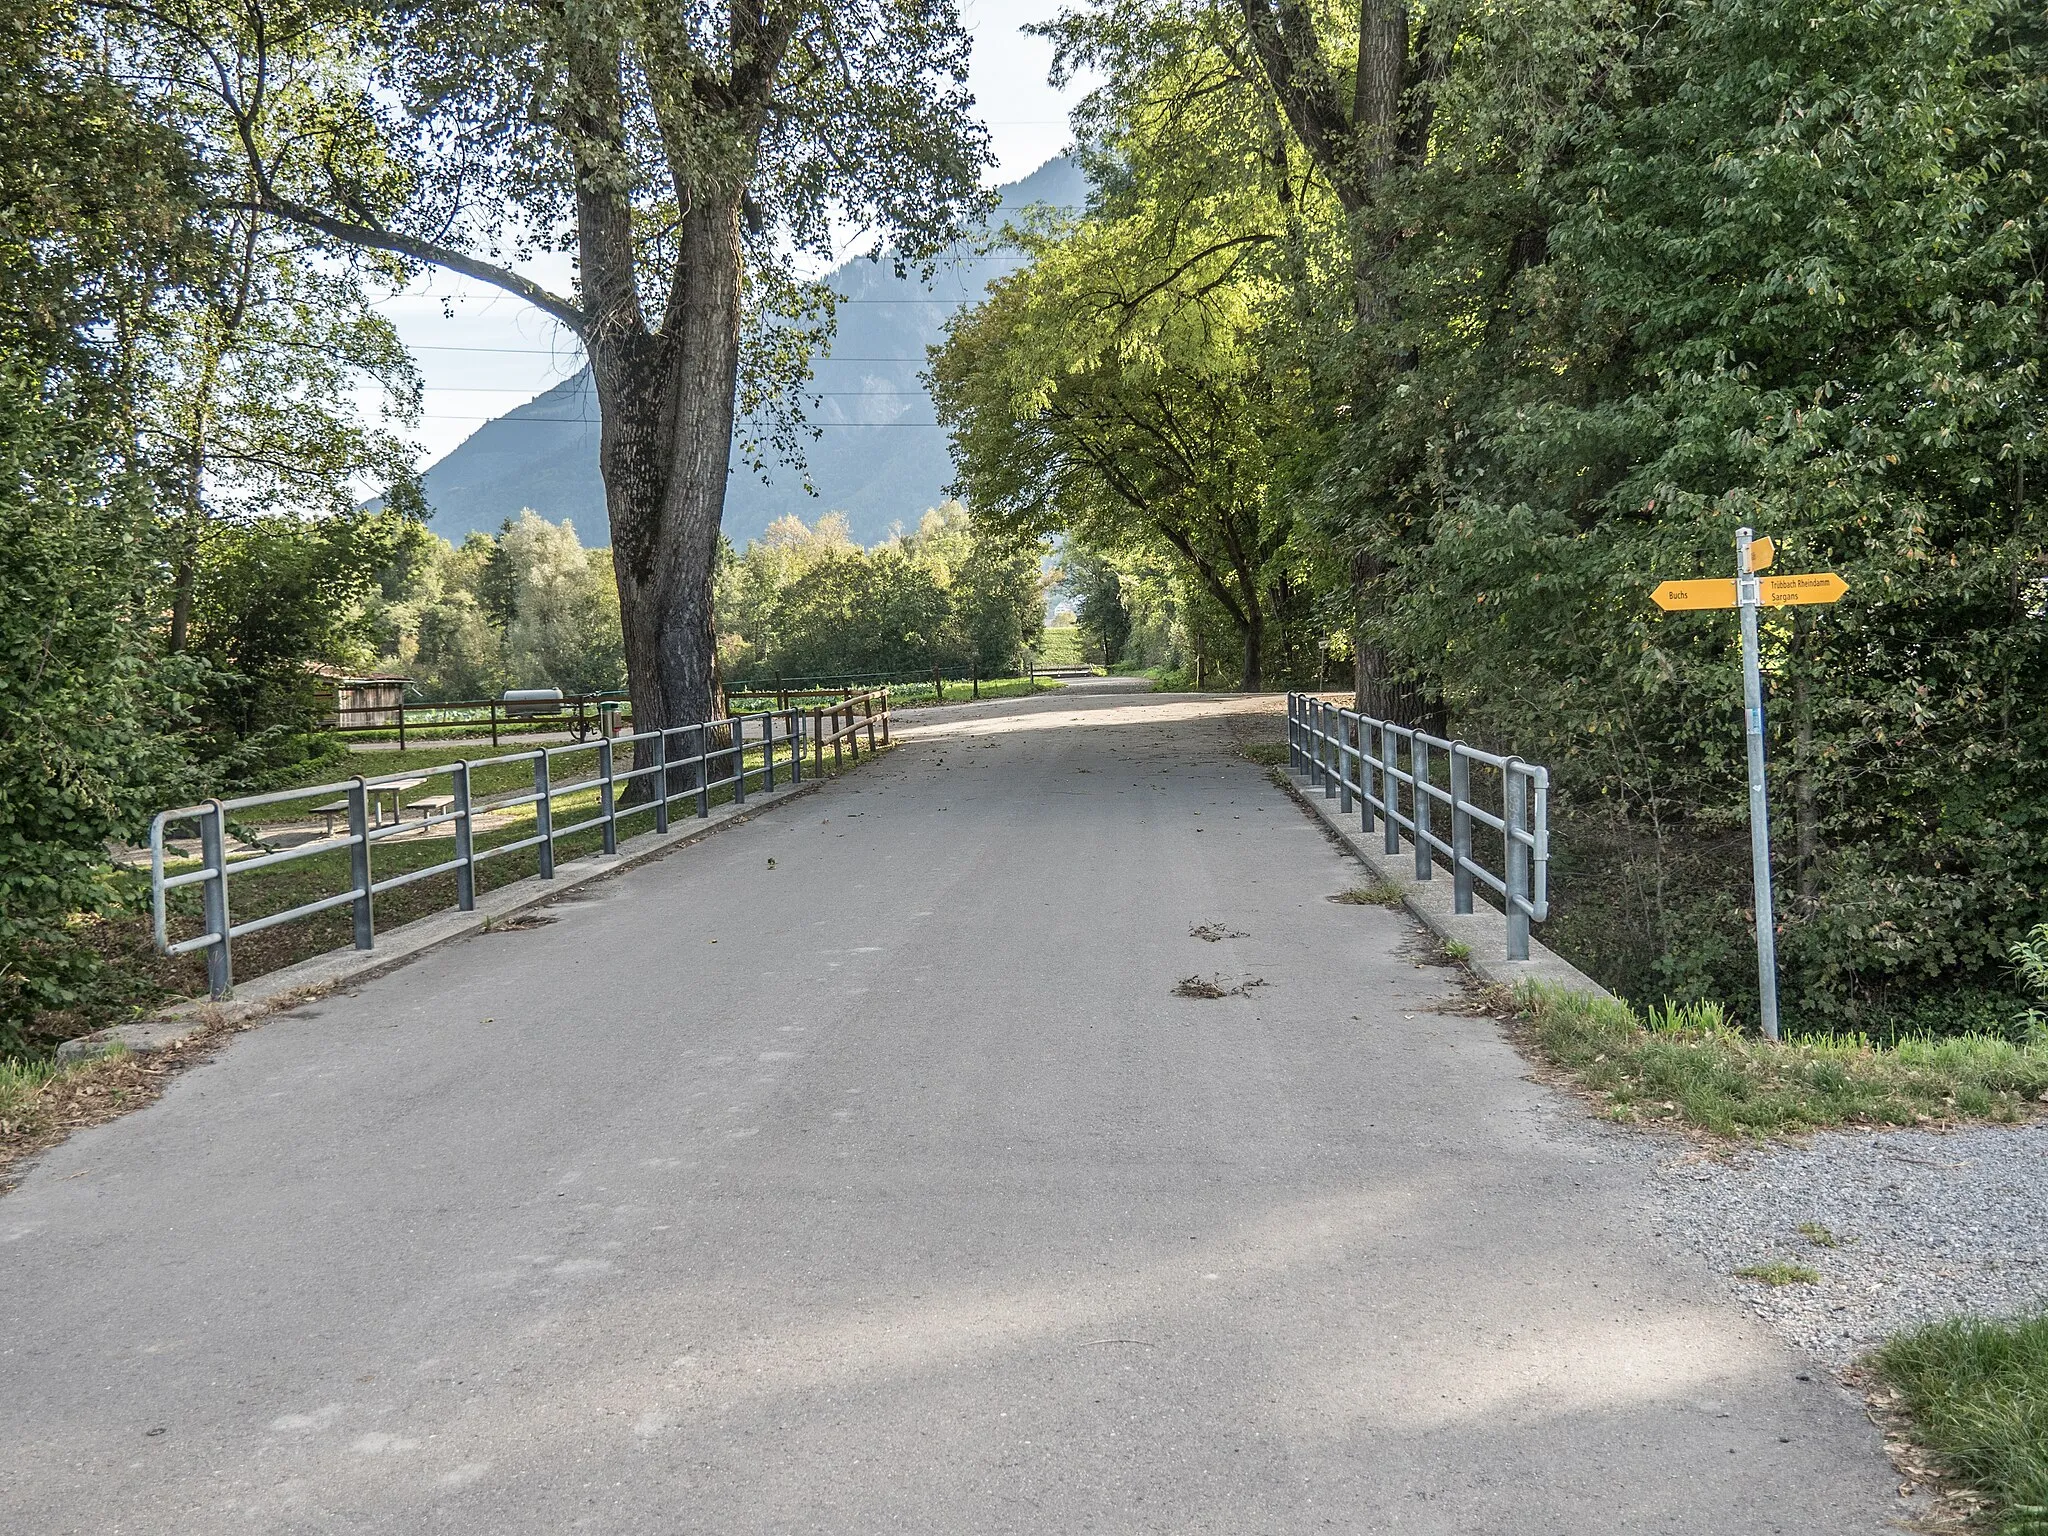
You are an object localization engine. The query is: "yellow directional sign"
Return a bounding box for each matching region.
[1748,536,1776,572]
[1653,573,1847,611]
[1761,572,1848,606]
[1652,579,1738,611]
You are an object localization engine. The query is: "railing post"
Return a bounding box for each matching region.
[1411,738,1433,880]
[1357,718,1375,834]
[1506,763,1532,961]
[864,693,877,752]
[453,762,476,911]
[534,751,555,878]
[1381,723,1401,856]
[847,701,860,762]
[696,725,710,818]
[833,706,844,771]
[489,698,498,749]
[1337,710,1353,813]
[200,799,233,998]
[1323,704,1338,798]
[654,730,671,833]
[763,711,776,791]
[812,708,824,777]
[789,710,802,785]
[397,698,406,751]
[732,718,747,805]
[1450,745,1473,915]
[598,735,618,854]
[347,777,375,946]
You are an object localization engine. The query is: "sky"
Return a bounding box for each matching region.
[375,0,1088,470]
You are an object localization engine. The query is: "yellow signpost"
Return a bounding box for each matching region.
[1650,531,1848,1041]
[1761,572,1848,607]
[1651,579,1737,611]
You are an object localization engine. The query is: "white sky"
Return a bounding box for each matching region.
[373,0,1087,470]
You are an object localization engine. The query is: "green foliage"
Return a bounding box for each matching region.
[716,504,1046,680]
[2014,924,2048,1044]
[1873,1313,2048,1535]
[1065,545,1132,666]
[1734,1263,1819,1287]
[932,25,1337,691]
[0,3,200,1051]
[373,512,627,700]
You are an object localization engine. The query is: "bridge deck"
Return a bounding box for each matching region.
[1,683,1895,1532]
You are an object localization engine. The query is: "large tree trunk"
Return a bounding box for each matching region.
[1240,604,1264,692]
[591,203,744,762]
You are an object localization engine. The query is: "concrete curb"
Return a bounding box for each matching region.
[58,773,833,1065]
[1279,766,1612,1000]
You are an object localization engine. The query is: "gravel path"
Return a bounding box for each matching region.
[1628,1121,2048,1365]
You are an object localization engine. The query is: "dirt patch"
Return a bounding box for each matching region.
[1173,975,1268,1000]
[0,1013,254,1194]
[483,913,558,933]
[1189,923,1247,942]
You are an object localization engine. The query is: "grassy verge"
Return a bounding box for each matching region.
[1514,981,2048,1137]
[883,676,1060,709]
[1871,1314,2048,1534]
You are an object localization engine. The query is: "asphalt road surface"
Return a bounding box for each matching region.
[1,684,1900,1533]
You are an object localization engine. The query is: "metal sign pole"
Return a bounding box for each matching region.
[1735,527,1782,1041]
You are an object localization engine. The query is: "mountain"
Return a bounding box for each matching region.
[414,155,1085,548]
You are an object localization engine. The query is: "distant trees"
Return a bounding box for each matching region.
[717,504,1046,681]
[374,512,626,700]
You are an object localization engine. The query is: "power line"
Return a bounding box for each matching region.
[420,414,945,425]
[405,344,939,360]
[428,385,934,395]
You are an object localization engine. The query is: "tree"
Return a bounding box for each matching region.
[1039,0,1443,711]
[105,0,993,742]
[715,504,1044,678]
[1065,545,1132,666]
[0,0,200,1045]
[933,186,1308,689]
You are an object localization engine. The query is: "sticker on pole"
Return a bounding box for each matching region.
[1651,579,1738,611]
[1760,572,1848,606]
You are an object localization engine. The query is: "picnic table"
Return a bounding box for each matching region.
[312,778,429,836]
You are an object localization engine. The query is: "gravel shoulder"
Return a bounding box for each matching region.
[1597,1120,2048,1367]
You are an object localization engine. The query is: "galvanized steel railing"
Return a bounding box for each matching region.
[152,692,889,999]
[1286,693,1550,959]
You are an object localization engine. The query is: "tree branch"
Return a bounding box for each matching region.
[233,193,589,337]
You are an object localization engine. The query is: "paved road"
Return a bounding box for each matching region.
[2,686,1898,1533]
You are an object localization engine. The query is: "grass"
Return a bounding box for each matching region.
[1441,938,1473,963]
[1513,980,2048,1138]
[885,675,1060,708]
[1239,740,1290,767]
[1735,1261,1820,1286]
[1035,623,1088,668]
[1329,878,1403,907]
[1,1047,158,1186]
[1872,1313,2048,1534]
[1798,1221,1841,1248]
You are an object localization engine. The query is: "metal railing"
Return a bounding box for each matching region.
[328,690,632,748]
[150,692,889,999]
[1286,693,1550,959]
